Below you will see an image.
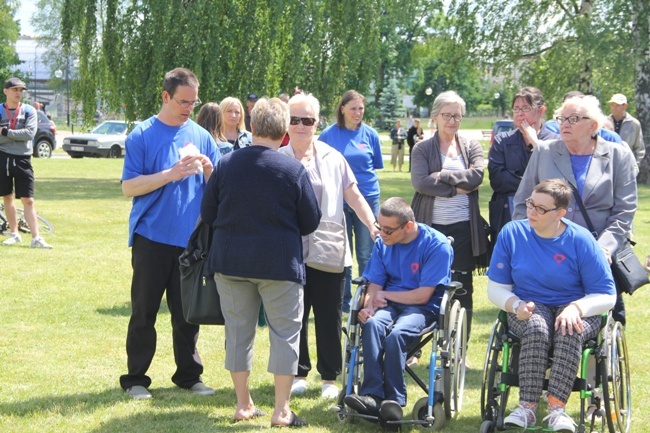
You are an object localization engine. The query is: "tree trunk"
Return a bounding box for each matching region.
[632,0,650,184]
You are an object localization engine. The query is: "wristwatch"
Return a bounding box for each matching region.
[512,299,523,313]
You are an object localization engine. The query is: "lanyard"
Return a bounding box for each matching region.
[4,103,21,130]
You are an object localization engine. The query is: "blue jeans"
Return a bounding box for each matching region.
[360,304,435,406]
[342,197,380,312]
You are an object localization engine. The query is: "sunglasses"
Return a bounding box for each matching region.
[289,116,316,126]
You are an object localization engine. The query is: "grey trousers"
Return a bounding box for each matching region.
[216,273,303,375]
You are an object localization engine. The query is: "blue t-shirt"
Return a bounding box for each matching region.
[363,223,453,312]
[318,123,383,199]
[487,219,615,306]
[122,116,219,248]
[545,120,622,144]
[570,153,592,196]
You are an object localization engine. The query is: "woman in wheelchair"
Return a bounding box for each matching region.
[487,179,616,432]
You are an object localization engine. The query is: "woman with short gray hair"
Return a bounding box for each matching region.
[410,90,488,338]
[202,97,321,427]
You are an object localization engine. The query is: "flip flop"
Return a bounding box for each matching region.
[233,407,266,423]
[270,411,308,428]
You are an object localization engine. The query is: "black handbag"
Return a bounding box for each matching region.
[570,184,648,295]
[179,218,225,325]
[610,239,649,295]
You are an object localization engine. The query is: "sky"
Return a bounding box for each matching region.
[15,2,37,36]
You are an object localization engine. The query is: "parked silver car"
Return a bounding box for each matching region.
[62,121,136,158]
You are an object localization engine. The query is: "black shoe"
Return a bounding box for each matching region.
[379,400,403,421]
[379,400,403,431]
[344,394,382,416]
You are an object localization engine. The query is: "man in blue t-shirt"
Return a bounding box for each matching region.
[119,68,219,400]
[344,197,453,422]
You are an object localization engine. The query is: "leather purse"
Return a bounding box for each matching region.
[570,183,648,295]
[179,218,225,325]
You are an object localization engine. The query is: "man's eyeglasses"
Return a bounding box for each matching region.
[440,113,463,123]
[556,115,590,125]
[374,221,407,235]
[289,116,316,126]
[512,106,534,113]
[525,198,560,215]
[173,98,202,109]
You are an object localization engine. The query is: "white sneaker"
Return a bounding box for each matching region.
[2,233,22,245]
[504,404,537,428]
[31,237,53,249]
[543,408,576,432]
[321,383,339,399]
[291,378,307,395]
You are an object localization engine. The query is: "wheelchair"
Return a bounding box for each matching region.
[479,311,631,433]
[335,278,468,431]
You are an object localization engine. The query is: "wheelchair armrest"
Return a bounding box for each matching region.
[446,281,463,296]
[351,276,368,286]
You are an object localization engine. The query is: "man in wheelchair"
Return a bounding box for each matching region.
[487,179,616,432]
[343,197,453,422]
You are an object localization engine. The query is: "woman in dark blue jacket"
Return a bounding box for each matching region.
[201,98,321,428]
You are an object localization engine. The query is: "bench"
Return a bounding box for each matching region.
[481,130,492,140]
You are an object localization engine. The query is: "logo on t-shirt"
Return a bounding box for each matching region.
[411,263,420,273]
[358,142,368,150]
[554,253,566,264]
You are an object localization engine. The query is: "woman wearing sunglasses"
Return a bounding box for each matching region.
[318,90,384,314]
[410,90,489,339]
[279,93,379,399]
[513,95,637,327]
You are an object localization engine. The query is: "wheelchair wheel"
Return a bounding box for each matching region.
[336,389,357,423]
[412,397,445,430]
[479,419,496,433]
[602,321,631,433]
[480,318,507,421]
[442,300,466,419]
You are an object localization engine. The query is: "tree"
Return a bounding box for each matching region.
[448,0,650,182]
[631,0,650,183]
[0,1,22,80]
[378,78,403,124]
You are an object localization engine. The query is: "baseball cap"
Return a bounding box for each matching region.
[4,77,27,90]
[247,93,259,101]
[608,94,627,105]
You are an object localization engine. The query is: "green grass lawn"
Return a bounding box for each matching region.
[1,158,648,432]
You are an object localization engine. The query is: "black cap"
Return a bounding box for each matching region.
[246,93,259,101]
[4,77,27,90]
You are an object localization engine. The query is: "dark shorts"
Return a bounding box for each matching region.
[0,152,35,198]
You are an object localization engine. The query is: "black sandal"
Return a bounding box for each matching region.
[271,411,308,428]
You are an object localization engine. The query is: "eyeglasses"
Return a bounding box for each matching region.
[512,106,534,113]
[289,116,316,126]
[440,113,463,123]
[525,198,560,215]
[173,98,202,109]
[374,220,407,235]
[556,115,590,125]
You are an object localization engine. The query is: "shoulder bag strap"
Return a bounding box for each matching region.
[568,182,598,239]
